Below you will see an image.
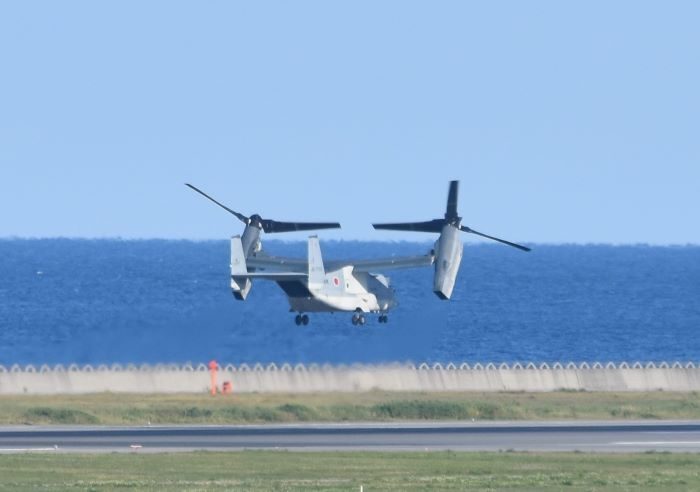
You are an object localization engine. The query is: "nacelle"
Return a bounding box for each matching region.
[433,225,463,300]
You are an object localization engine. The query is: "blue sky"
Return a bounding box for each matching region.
[1,1,698,244]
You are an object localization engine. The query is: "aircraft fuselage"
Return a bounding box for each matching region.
[281,267,396,314]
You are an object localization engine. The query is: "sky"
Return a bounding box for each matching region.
[0,1,698,244]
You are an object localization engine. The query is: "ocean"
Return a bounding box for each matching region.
[1,239,699,365]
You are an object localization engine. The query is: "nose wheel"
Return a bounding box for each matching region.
[378,314,388,323]
[294,314,309,326]
[351,313,366,326]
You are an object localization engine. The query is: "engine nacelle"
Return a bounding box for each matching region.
[433,225,463,300]
[230,234,254,301]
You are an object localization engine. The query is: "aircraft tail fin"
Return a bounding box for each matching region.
[307,235,325,288]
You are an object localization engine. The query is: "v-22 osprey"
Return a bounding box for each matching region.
[186,181,530,326]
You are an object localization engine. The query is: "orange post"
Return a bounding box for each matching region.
[208,359,218,395]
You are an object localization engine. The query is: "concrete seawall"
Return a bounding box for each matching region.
[2,362,700,395]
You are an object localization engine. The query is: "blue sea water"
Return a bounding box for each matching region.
[1,239,699,365]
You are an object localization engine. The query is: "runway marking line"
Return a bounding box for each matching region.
[613,441,700,446]
[0,447,58,452]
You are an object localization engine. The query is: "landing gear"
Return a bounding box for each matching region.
[351,313,366,326]
[378,314,388,323]
[294,314,309,326]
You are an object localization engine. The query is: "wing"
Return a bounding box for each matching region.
[248,253,434,272]
[339,254,434,272]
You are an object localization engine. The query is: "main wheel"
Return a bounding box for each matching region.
[301,314,309,325]
[294,314,302,325]
[351,314,358,325]
[358,315,366,326]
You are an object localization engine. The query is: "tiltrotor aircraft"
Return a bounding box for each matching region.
[186,181,529,325]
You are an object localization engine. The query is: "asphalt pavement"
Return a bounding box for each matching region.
[2,421,700,453]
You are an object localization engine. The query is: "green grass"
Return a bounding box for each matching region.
[2,391,700,425]
[1,451,699,490]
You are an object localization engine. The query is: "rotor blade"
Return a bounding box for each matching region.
[460,225,531,252]
[185,184,249,225]
[373,219,445,233]
[445,180,459,220]
[261,220,341,233]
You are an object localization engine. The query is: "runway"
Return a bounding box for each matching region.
[2,421,700,453]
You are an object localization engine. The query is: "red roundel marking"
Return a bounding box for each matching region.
[333,277,340,286]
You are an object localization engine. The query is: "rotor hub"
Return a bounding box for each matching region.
[249,214,264,229]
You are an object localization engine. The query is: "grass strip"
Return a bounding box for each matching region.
[1,391,700,425]
[1,450,699,490]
